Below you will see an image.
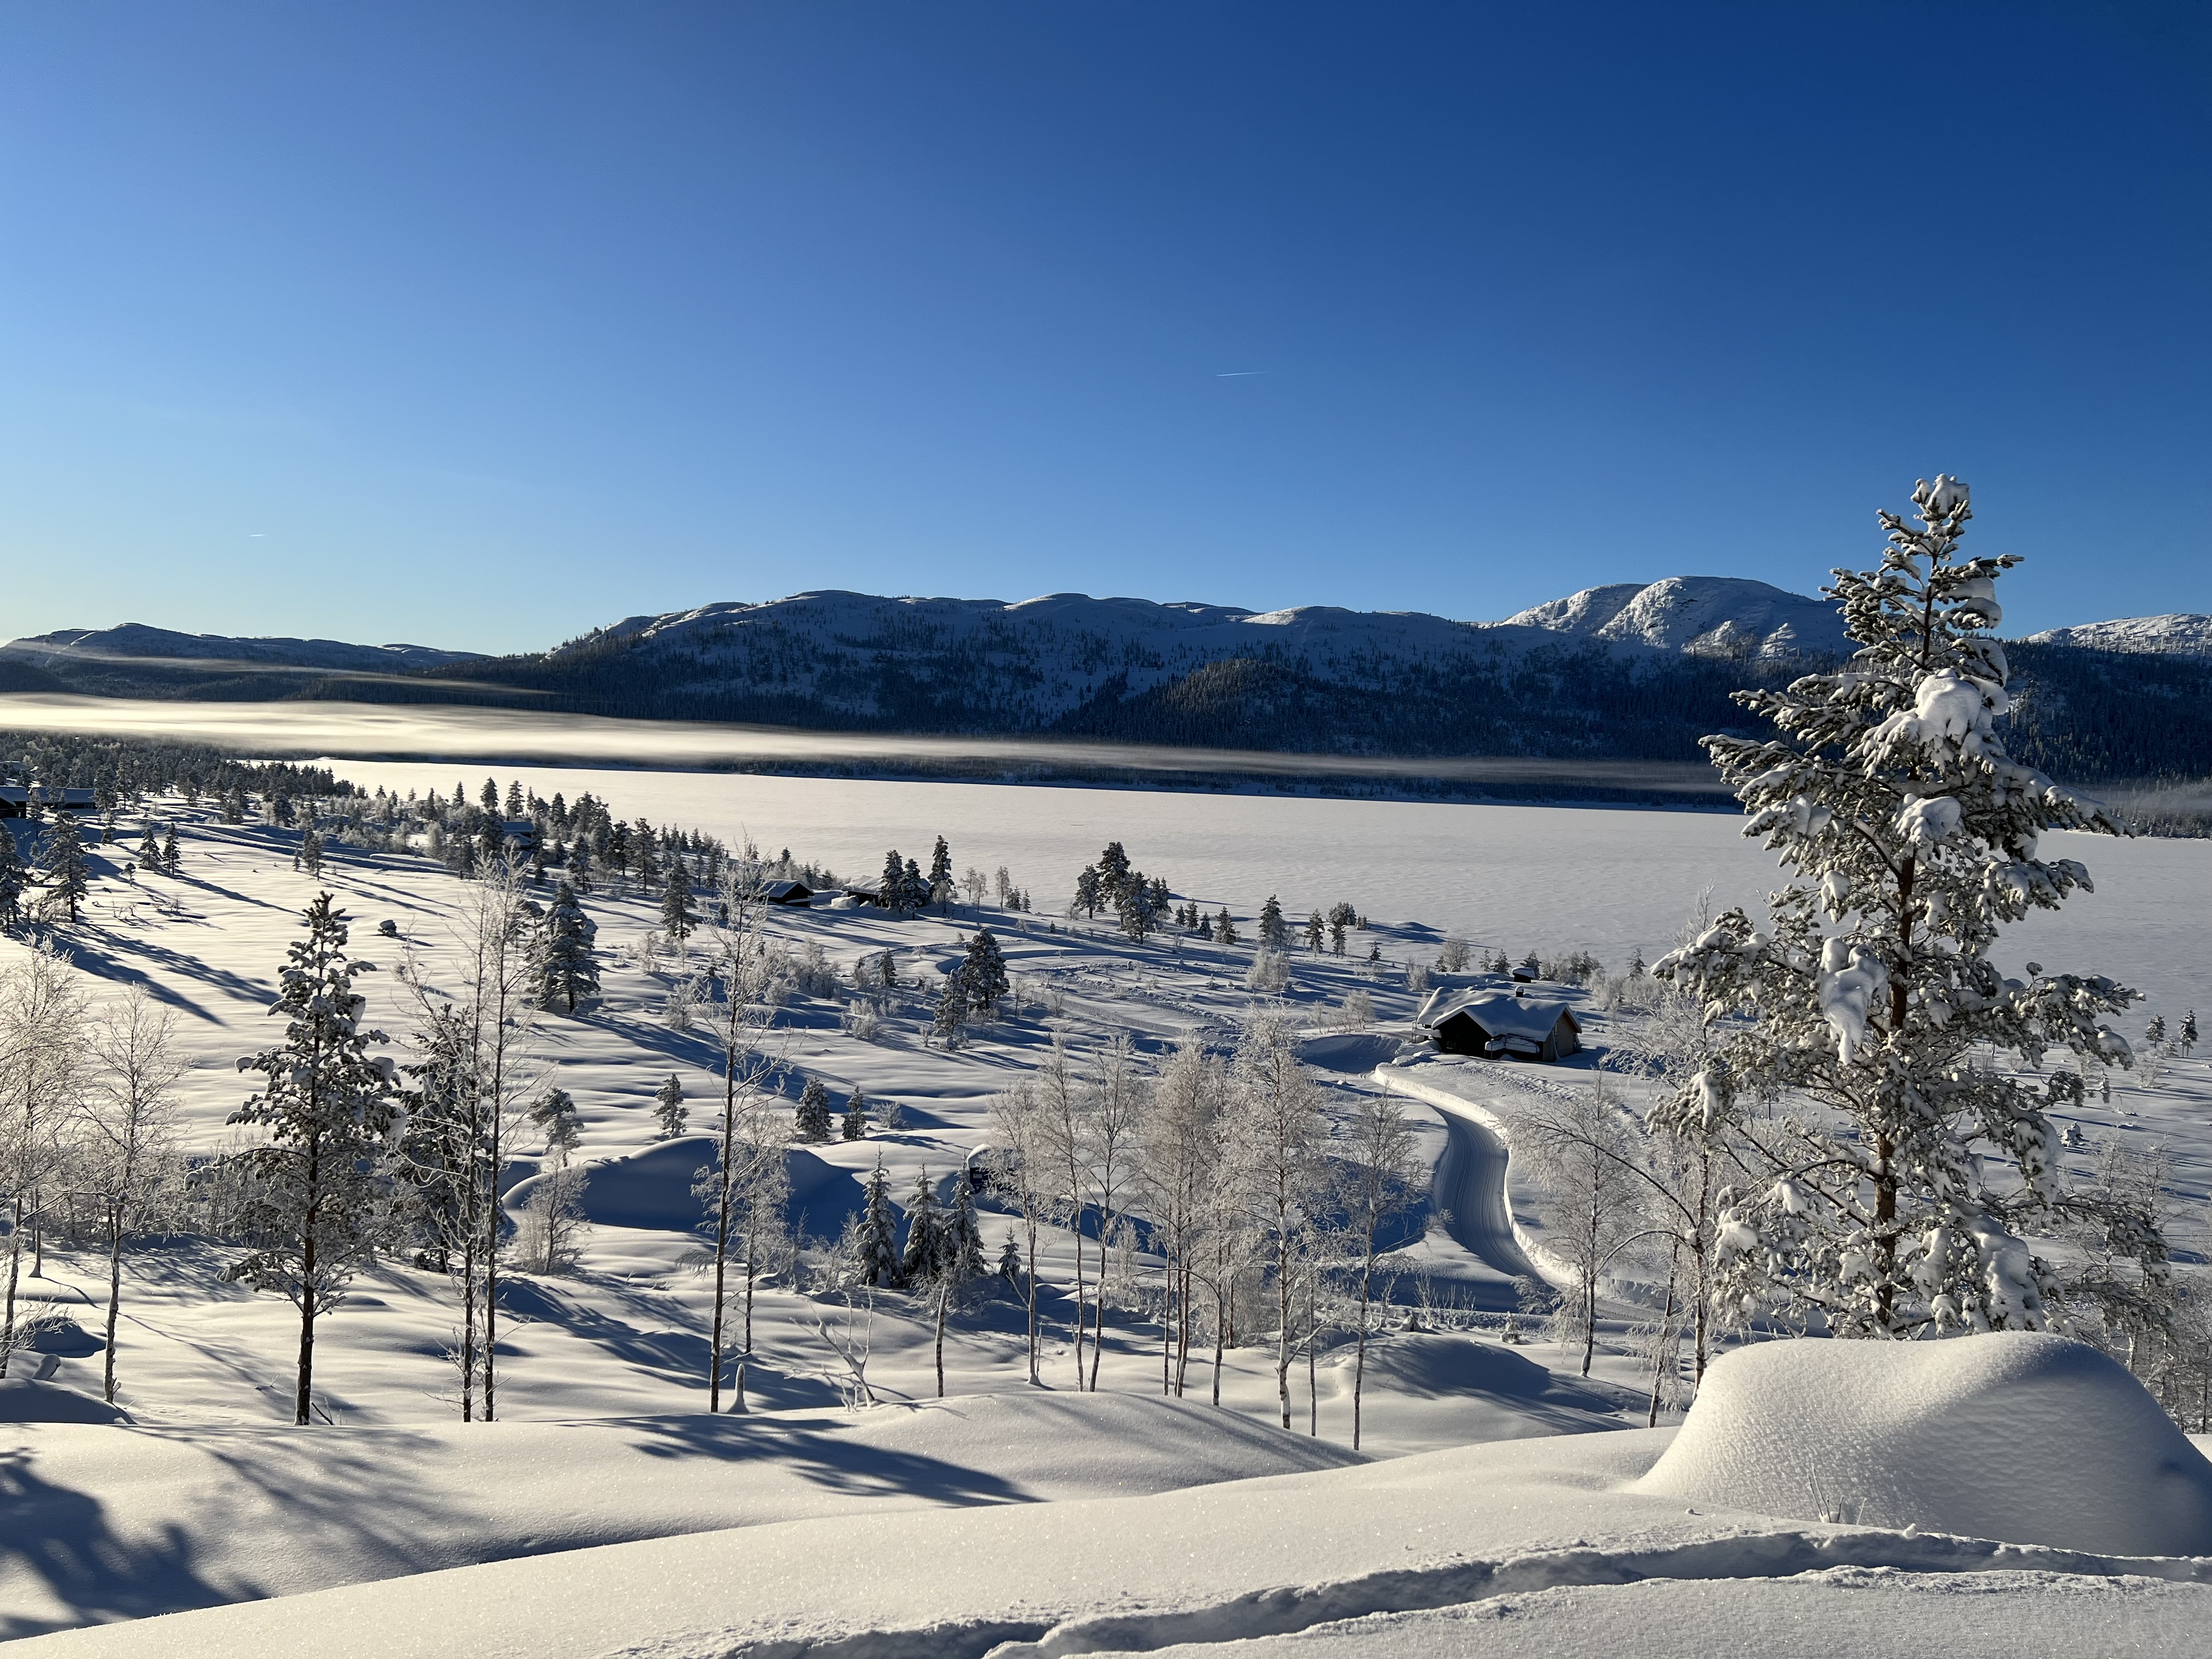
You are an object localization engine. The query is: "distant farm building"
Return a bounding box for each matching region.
[0,786,97,819]
[761,879,815,906]
[1417,988,1582,1062]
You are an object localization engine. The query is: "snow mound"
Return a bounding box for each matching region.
[1634,1333,2212,1555]
[1322,1335,1636,1439]
[1297,1032,1413,1072]
[0,1378,130,1424]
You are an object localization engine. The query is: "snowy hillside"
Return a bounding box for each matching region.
[0,625,485,698]
[2024,613,2212,661]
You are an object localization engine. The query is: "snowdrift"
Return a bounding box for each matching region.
[1635,1332,2212,1556]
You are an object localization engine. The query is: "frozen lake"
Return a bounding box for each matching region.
[325,760,2212,1021]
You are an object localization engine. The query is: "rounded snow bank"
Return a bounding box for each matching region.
[1635,1333,2212,1556]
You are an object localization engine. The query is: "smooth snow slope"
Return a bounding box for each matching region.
[0,1395,1361,1636]
[19,1426,2212,1659]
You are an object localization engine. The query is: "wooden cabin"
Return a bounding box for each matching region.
[761,879,815,906]
[1417,988,1582,1063]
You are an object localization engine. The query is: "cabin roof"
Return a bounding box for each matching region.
[1418,988,1579,1042]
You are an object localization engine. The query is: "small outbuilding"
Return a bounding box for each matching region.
[761,879,814,906]
[1417,988,1582,1063]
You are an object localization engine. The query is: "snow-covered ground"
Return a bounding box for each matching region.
[3,777,2209,1654]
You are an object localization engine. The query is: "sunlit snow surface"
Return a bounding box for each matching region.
[1,765,2208,1656]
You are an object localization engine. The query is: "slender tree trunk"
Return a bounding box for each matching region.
[1648,1241,1680,1428]
[934,1283,948,1397]
[1023,1204,1040,1386]
[1276,1229,1293,1431]
[1354,1240,1374,1452]
[104,1202,125,1403]
[1,1195,23,1380]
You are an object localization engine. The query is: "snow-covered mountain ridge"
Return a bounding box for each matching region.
[2024,613,2212,661]
[3,623,483,674]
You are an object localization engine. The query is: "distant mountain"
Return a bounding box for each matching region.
[0,624,486,698]
[2022,614,2212,662]
[8,585,2209,792]
[1506,577,1853,659]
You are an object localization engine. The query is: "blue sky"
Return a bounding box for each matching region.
[3,2,2207,653]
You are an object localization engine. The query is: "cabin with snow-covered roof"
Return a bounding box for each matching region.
[1417,987,1581,1062]
[761,879,814,906]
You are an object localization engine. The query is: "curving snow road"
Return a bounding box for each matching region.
[1376,1069,1565,1292]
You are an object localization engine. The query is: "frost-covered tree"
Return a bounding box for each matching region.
[1096,842,1132,905]
[138,822,161,872]
[1114,875,1159,943]
[1655,476,2144,1339]
[1074,864,1103,919]
[160,822,180,869]
[654,1075,687,1138]
[661,859,695,949]
[989,1079,1049,1384]
[84,987,186,1404]
[39,817,88,926]
[1212,907,1238,946]
[1138,1037,1227,1399]
[953,933,1004,1022]
[0,828,26,929]
[928,836,953,911]
[900,1167,943,1285]
[533,880,599,1013]
[225,895,403,1424]
[932,966,970,1048]
[1304,911,1325,953]
[531,1087,582,1161]
[849,1156,901,1288]
[0,941,86,1376]
[1226,1012,1328,1427]
[945,1166,986,1284]
[794,1076,834,1143]
[1514,1081,1652,1377]
[1257,895,1287,950]
[842,1087,870,1140]
[1335,1087,1426,1447]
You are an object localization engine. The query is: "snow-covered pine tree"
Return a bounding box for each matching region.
[661,859,695,947]
[900,1166,943,1288]
[1114,875,1159,943]
[1257,894,1287,949]
[566,840,594,895]
[0,828,25,929]
[945,1166,986,1284]
[298,826,324,877]
[221,787,246,825]
[932,965,970,1047]
[880,849,907,916]
[1304,911,1324,953]
[224,894,403,1424]
[902,857,927,913]
[40,816,89,925]
[1074,864,1103,919]
[531,1087,583,1161]
[794,1076,834,1142]
[997,1228,1023,1281]
[928,837,953,911]
[1654,476,2145,1339]
[654,1075,688,1138]
[1096,841,1132,902]
[963,928,1009,1017]
[534,879,599,1013]
[1212,907,1238,945]
[138,822,161,872]
[851,1157,901,1287]
[160,823,180,868]
[842,1087,870,1140]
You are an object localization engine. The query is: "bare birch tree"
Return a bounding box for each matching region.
[1138,1036,1225,1398]
[0,941,87,1378]
[83,986,185,1403]
[1227,1011,1329,1429]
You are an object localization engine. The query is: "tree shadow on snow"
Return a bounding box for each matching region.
[0,1449,233,1637]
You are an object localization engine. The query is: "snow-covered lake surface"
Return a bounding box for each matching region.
[324,758,2212,1020]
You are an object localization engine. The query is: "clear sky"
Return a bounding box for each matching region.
[3,2,2207,653]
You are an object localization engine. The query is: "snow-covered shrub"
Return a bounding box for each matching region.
[1436,936,1471,973]
[840,999,883,1042]
[660,974,703,1032]
[512,1167,589,1277]
[1404,962,1431,996]
[1244,948,1290,994]
[1324,990,1375,1029]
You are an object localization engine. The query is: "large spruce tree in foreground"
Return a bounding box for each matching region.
[227,894,402,1423]
[1655,476,2150,1338]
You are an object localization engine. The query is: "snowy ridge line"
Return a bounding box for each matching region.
[706,1527,2212,1659]
[1369,1067,1579,1295]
